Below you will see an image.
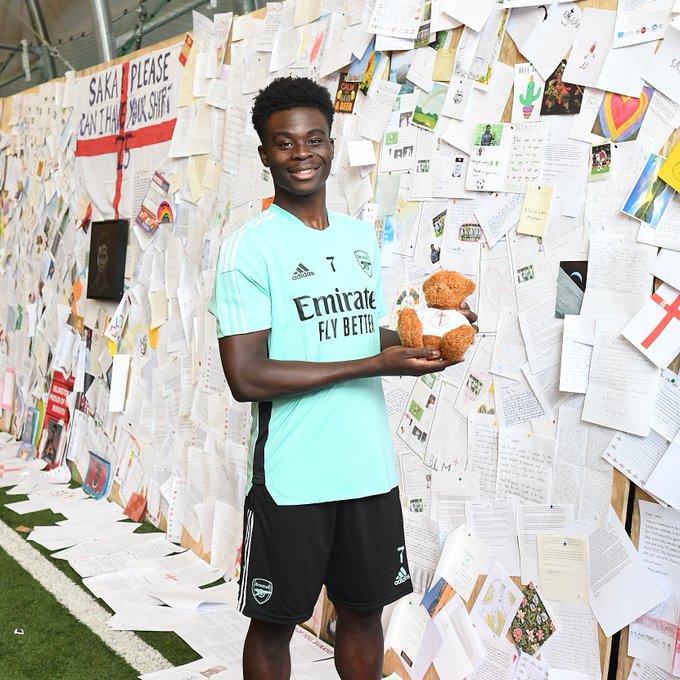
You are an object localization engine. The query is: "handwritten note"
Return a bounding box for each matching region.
[517,184,555,237]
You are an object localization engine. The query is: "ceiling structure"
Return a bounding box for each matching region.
[0,0,264,99]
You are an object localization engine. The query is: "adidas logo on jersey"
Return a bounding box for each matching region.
[292,263,314,280]
[394,566,411,586]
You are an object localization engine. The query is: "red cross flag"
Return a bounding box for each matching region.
[75,44,181,219]
[622,282,680,368]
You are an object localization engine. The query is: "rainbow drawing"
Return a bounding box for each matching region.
[157,201,173,223]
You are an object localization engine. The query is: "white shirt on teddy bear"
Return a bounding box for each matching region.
[418,304,470,338]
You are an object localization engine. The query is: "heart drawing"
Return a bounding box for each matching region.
[594,85,653,142]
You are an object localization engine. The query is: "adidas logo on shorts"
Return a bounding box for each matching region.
[292,263,314,280]
[394,566,411,586]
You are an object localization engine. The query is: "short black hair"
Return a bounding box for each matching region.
[251,76,334,141]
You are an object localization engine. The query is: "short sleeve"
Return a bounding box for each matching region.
[208,233,272,338]
[370,225,387,319]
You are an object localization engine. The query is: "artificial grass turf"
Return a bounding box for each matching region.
[0,485,201,673]
[0,543,140,680]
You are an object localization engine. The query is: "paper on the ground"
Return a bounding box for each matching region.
[622,282,680,369]
[149,583,233,611]
[432,525,488,602]
[139,656,236,679]
[582,316,660,436]
[537,534,590,603]
[465,500,520,576]
[613,0,675,48]
[588,508,665,637]
[469,561,523,638]
[541,601,601,679]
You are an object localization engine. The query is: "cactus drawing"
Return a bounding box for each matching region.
[519,76,542,119]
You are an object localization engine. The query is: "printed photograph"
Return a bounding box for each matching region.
[590,142,612,179]
[412,83,447,131]
[86,220,129,301]
[473,123,503,147]
[540,60,584,116]
[39,418,64,469]
[517,264,535,283]
[621,153,676,228]
[432,210,446,238]
[555,260,588,318]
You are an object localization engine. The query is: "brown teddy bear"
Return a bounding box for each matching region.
[397,270,477,362]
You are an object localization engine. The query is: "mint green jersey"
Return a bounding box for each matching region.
[209,204,396,505]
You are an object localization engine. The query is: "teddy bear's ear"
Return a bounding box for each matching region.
[460,276,476,298]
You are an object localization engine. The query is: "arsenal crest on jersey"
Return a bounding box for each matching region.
[354,250,373,277]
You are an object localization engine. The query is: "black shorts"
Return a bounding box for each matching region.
[238,484,413,624]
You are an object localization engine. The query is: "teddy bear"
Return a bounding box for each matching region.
[397,270,477,362]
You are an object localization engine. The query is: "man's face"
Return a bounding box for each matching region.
[97,244,108,274]
[258,107,334,198]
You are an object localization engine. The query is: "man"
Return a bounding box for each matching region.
[480,124,494,146]
[209,76,477,680]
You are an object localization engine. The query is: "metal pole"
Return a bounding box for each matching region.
[25,0,57,79]
[0,51,16,79]
[88,0,117,63]
[0,62,42,90]
[116,0,212,51]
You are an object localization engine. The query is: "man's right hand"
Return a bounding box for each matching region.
[374,345,459,377]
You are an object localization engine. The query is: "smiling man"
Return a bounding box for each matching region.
[209,76,477,680]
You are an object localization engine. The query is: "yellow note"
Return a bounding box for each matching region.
[659,141,680,193]
[148,326,160,350]
[432,48,455,82]
[517,183,555,237]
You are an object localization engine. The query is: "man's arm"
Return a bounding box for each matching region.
[380,327,402,350]
[218,330,452,403]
